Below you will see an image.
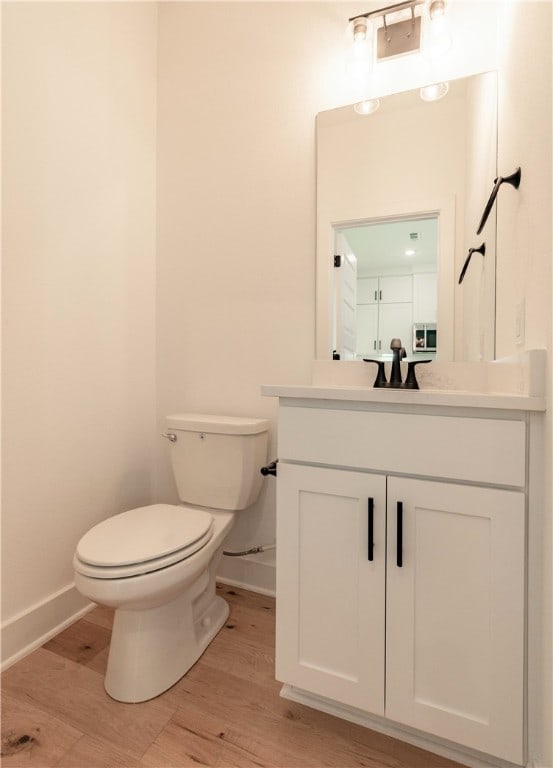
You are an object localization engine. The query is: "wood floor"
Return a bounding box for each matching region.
[1,584,464,768]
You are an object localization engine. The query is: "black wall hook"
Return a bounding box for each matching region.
[477,167,521,235]
[458,242,486,284]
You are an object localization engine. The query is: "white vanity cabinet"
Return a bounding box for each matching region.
[277,463,387,715]
[275,403,527,765]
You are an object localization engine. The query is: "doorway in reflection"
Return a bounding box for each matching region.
[333,216,438,361]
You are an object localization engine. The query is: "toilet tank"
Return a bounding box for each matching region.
[165,414,269,510]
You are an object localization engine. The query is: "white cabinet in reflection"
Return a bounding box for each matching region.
[356,274,413,356]
[413,272,437,323]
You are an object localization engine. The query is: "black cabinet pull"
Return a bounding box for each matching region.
[396,501,403,567]
[368,498,374,561]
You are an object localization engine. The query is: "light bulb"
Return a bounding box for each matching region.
[351,16,368,42]
[346,18,374,94]
[428,0,446,20]
[420,81,449,101]
[423,0,452,59]
[354,99,380,115]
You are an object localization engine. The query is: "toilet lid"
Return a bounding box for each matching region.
[76,504,213,568]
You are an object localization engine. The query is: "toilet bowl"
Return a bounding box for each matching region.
[73,414,268,703]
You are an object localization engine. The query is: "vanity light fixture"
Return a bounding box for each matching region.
[348,0,451,69]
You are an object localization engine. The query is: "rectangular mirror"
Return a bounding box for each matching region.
[316,72,498,362]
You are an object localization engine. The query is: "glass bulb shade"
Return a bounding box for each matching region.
[351,16,369,42]
[346,20,374,93]
[423,9,452,59]
[428,0,446,20]
[354,99,380,115]
[420,81,449,101]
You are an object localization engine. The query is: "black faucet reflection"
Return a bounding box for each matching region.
[363,338,431,390]
[389,338,407,386]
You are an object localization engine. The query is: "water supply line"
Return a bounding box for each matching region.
[223,461,278,557]
[223,543,276,558]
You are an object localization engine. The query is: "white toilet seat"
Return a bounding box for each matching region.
[74,504,214,579]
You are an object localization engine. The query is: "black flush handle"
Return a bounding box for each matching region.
[458,242,486,284]
[477,167,521,235]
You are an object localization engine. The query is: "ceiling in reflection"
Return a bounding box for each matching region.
[339,217,438,274]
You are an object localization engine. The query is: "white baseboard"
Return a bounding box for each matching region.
[280,684,527,768]
[1,583,93,671]
[217,575,275,598]
[217,549,276,596]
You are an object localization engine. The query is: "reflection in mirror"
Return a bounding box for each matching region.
[316,72,498,363]
[334,216,438,361]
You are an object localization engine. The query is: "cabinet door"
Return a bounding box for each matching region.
[379,275,412,303]
[413,273,437,323]
[357,277,379,304]
[386,477,524,764]
[276,462,386,714]
[356,304,378,357]
[378,302,412,353]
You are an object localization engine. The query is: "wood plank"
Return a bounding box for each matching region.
[42,619,111,666]
[1,692,82,767]
[216,584,275,616]
[56,734,143,768]
[142,703,311,768]
[1,649,176,759]
[166,659,462,768]
[83,605,115,630]
[140,710,223,768]
[199,627,276,685]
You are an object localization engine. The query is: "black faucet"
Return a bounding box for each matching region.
[363,338,431,390]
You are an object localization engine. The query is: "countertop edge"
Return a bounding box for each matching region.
[260,384,546,412]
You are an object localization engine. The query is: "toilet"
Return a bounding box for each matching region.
[73,413,269,703]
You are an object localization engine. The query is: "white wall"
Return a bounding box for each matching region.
[155,2,356,589]
[1,2,158,663]
[155,0,501,589]
[495,3,552,765]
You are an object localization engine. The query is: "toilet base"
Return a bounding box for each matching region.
[104,580,229,703]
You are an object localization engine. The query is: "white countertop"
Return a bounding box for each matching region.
[262,350,547,412]
[261,383,546,411]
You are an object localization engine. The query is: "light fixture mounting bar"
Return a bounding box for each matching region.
[348,0,424,25]
[349,0,425,61]
[378,14,421,59]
